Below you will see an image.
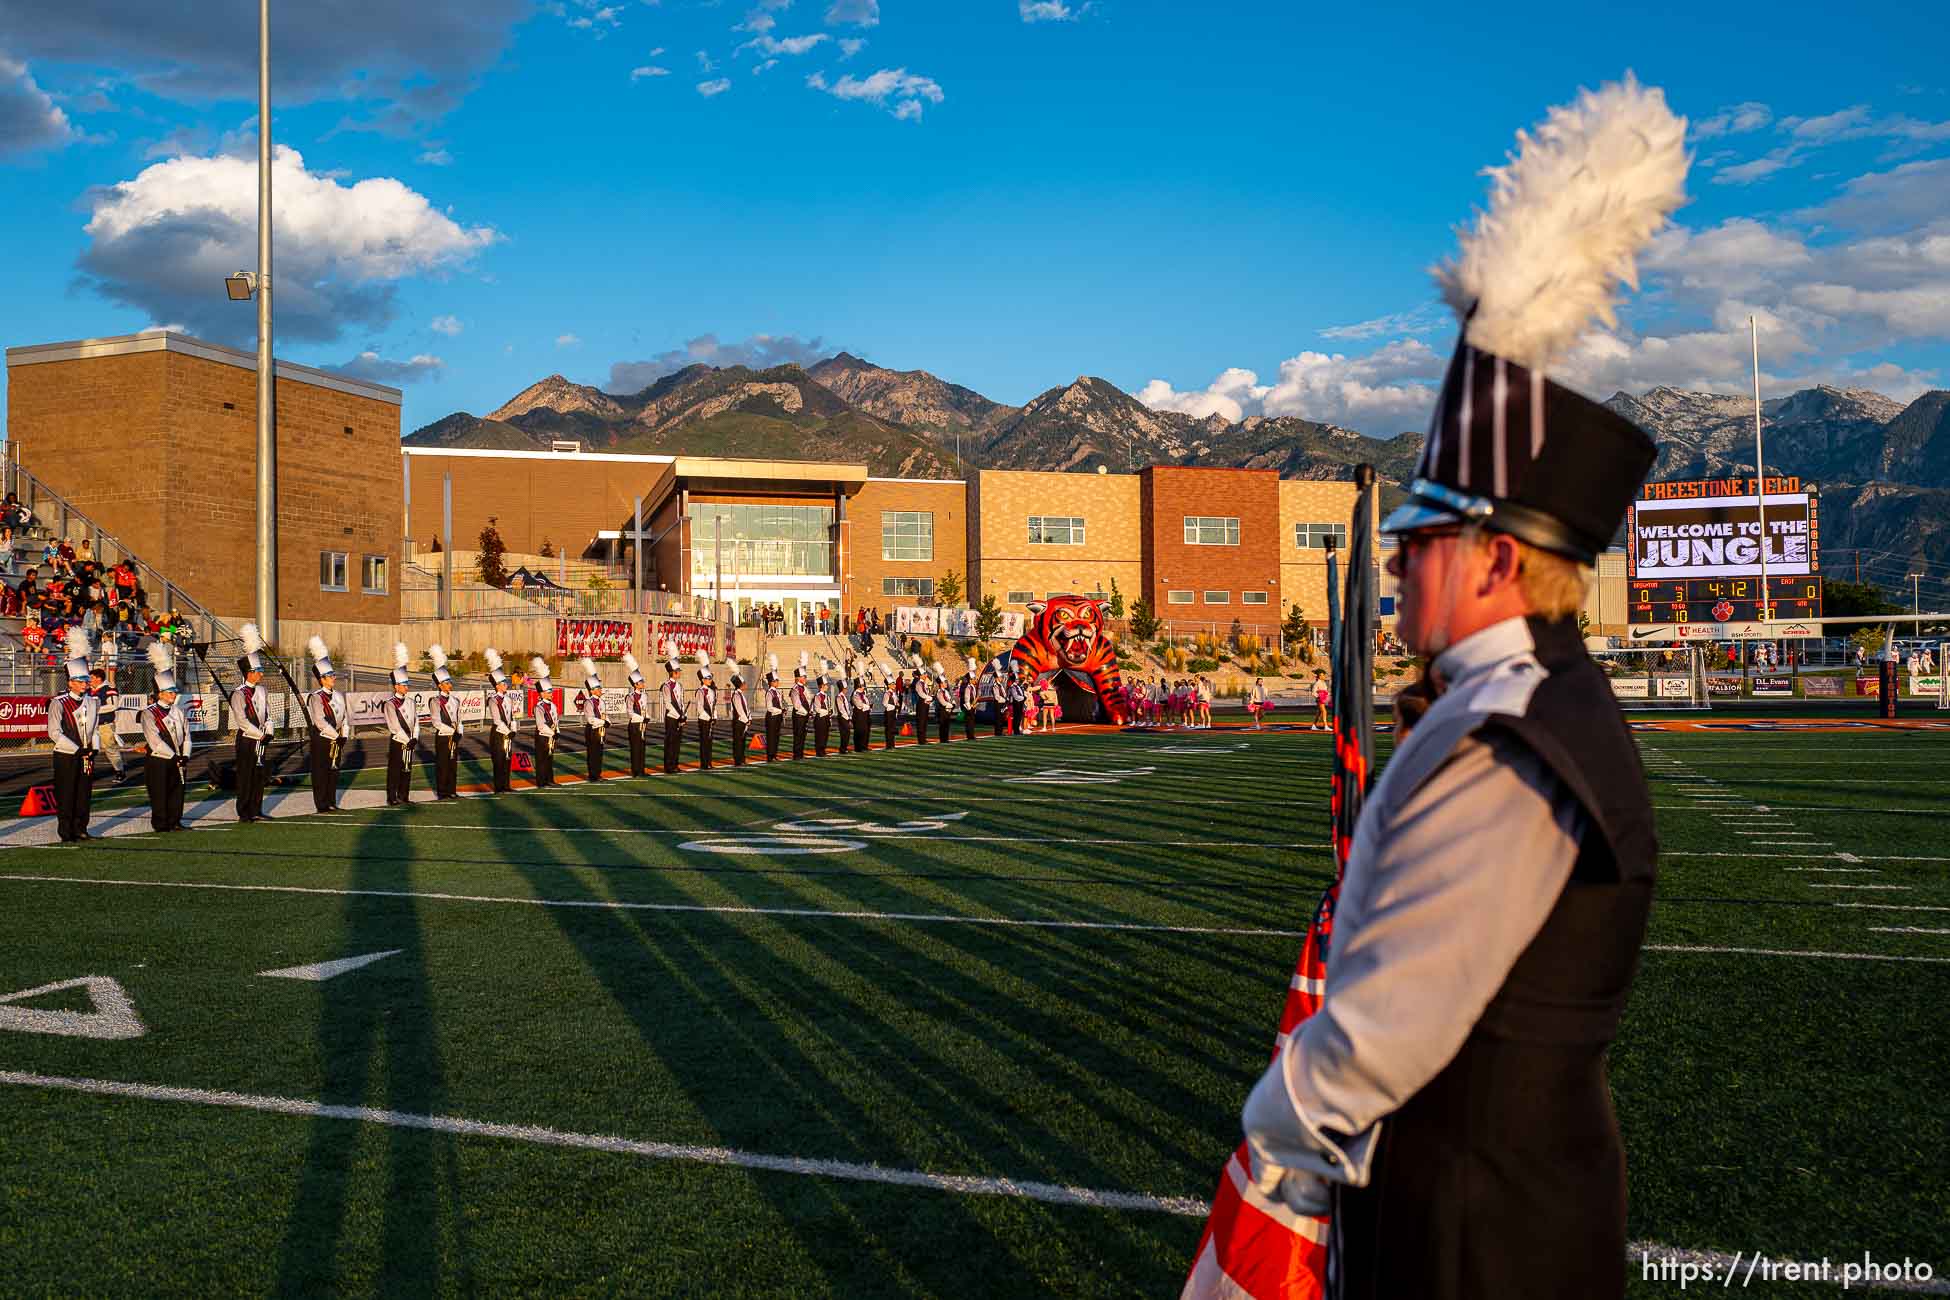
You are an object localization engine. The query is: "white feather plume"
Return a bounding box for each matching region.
[484,647,503,673]
[694,651,708,667]
[724,656,739,674]
[307,635,330,663]
[933,663,946,678]
[798,650,809,668]
[622,651,639,674]
[394,641,410,669]
[767,653,778,672]
[580,656,599,681]
[661,637,676,660]
[64,626,91,661]
[147,640,174,673]
[530,656,550,679]
[1434,74,1688,371]
[239,622,263,655]
[429,643,448,670]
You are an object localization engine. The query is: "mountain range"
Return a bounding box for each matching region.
[403,355,1950,573]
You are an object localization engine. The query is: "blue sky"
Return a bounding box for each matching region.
[2,0,1947,438]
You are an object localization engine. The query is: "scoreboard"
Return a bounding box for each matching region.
[1628,575,1821,626]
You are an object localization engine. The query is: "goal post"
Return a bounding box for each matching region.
[1590,644,1710,710]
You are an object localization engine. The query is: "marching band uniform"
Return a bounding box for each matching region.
[661,649,686,774]
[530,660,559,788]
[850,675,872,752]
[988,667,1008,736]
[430,645,462,800]
[882,672,902,751]
[49,629,98,843]
[90,668,125,780]
[958,671,978,740]
[305,637,347,813]
[694,656,718,770]
[834,667,853,755]
[763,657,784,763]
[139,642,191,833]
[624,653,649,778]
[934,665,954,743]
[728,661,751,766]
[485,649,516,794]
[385,644,419,806]
[1233,77,1682,1300]
[790,658,811,759]
[1006,670,1027,736]
[231,623,270,823]
[911,669,932,745]
[812,665,832,757]
[580,658,607,783]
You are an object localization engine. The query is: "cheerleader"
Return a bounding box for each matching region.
[1195,674,1213,729]
[1247,675,1269,730]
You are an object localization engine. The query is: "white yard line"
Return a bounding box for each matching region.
[1643,944,1950,965]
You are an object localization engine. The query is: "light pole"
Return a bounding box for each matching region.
[226,0,277,647]
[1750,316,1770,623]
[1907,572,1923,615]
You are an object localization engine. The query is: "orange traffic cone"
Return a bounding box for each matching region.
[748,733,766,753]
[19,784,58,817]
[900,723,913,736]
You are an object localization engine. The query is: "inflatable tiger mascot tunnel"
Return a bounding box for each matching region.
[1004,595,1131,725]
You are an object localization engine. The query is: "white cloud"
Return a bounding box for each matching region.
[1019,0,1082,21]
[1691,101,1772,140]
[824,0,879,24]
[417,146,453,165]
[329,351,443,384]
[697,77,732,97]
[753,59,779,74]
[431,315,463,336]
[0,53,75,158]
[630,65,671,79]
[563,0,622,32]
[839,37,865,58]
[735,9,775,33]
[806,66,943,119]
[696,50,716,72]
[1801,157,1950,234]
[77,144,497,345]
[1139,341,1447,434]
[1318,303,1447,341]
[556,333,581,348]
[606,332,835,393]
[738,32,829,56]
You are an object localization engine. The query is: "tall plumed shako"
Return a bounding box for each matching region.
[308,635,336,681]
[580,656,602,690]
[392,641,411,687]
[1384,74,1686,562]
[530,656,552,686]
[932,662,946,680]
[695,650,712,682]
[147,638,178,695]
[429,643,451,686]
[764,653,779,685]
[64,626,92,681]
[794,650,808,680]
[484,646,508,688]
[237,621,266,676]
[623,651,644,687]
[662,637,680,676]
[727,656,743,686]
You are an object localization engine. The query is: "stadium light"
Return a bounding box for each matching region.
[224,272,257,301]
[1907,572,1923,615]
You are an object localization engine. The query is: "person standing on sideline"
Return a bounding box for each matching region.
[485,649,516,794]
[230,622,270,823]
[883,666,903,750]
[1248,676,1269,730]
[812,660,833,757]
[1311,669,1330,731]
[529,659,559,788]
[1233,76,1679,1300]
[660,642,686,775]
[988,662,1009,736]
[139,640,191,832]
[693,653,718,770]
[1008,665,1029,735]
[763,654,784,762]
[88,663,126,781]
[623,652,649,778]
[727,658,751,765]
[305,637,347,813]
[579,657,607,783]
[384,643,420,807]
[911,663,933,745]
[933,664,954,743]
[429,645,461,800]
[834,662,854,755]
[851,668,873,751]
[48,627,98,843]
[790,653,812,759]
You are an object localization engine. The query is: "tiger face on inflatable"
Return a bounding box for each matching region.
[1006,595,1129,724]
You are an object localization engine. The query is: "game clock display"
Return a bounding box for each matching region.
[1628,576,1822,625]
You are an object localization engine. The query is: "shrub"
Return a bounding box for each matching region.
[476,518,508,588]
[1188,656,1219,673]
[1128,596,1161,641]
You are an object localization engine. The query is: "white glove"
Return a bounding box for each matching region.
[1241,1054,1337,1217]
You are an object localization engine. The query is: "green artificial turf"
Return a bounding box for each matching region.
[1,725,1945,1297]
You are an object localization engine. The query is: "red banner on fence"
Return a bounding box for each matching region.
[0,695,51,738]
[555,619,633,660]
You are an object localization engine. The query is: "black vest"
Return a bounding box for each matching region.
[1334,617,1658,1300]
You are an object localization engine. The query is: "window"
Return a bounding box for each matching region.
[361,555,389,595]
[1006,590,1035,604]
[1028,515,1086,546]
[1242,591,1269,605]
[1045,591,1074,599]
[881,511,934,562]
[882,577,935,600]
[688,503,835,577]
[319,551,348,592]
[1167,590,1194,605]
[1203,590,1231,605]
[1295,522,1349,550]
[1184,516,1240,546]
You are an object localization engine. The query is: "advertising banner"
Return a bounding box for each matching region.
[1705,676,1742,696]
[1855,675,1881,697]
[0,694,52,738]
[1609,677,1651,699]
[182,692,221,732]
[1655,677,1693,699]
[1752,675,1794,697]
[1908,674,1944,697]
[1630,490,1817,579]
[1802,675,1843,696]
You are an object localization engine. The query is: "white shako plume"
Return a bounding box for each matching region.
[65,625,92,661]
[580,656,599,681]
[240,622,264,655]
[307,635,330,663]
[484,647,503,673]
[1434,73,1689,371]
[429,643,448,671]
[621,651,639,675]
[394,642,411,669]
[530,656,550,680]
[147,640,174,674]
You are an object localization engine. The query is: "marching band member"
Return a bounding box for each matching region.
[429,644,461,800]
[661,642,686,775]
[48,627,98,843]
[623,652,649,778]
[790,653,811,759]
[813,660,833,757]
[727,658,750,766]
[958,664,978,740]
[834,661,853,755]
[231,622,270,823]
[139,640,191,832]
[306,636,347,813]
[763,654,784,763]
[988,662,1008,736]
[882,665,903,751]
[850,667,873,752]
[530,658,559,788]
[934,664,954,743]
[693,653,717,770]
[385,642,420,806]
[580,656,607,783]
[485,648,516,794]
[910,663,932,745]
[1007,664,1029,736]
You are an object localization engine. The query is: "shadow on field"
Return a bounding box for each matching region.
[273,788,477,1297]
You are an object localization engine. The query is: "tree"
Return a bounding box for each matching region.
[1281,602,1309,649]
[1107,577,1125,619]
[936,568,963,607]
[538,537,556,559]
[1577,609,1591,638]
[975,593,1003,641]
[476,517,509,588]
[1128,596,1161,642]
[1822,578,1903,632]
